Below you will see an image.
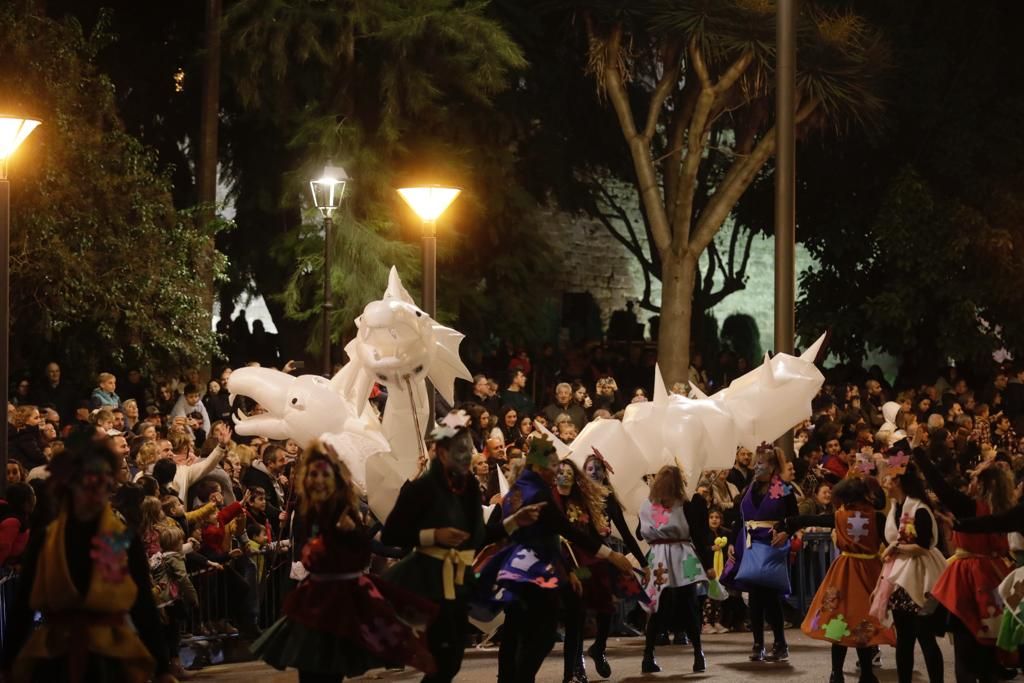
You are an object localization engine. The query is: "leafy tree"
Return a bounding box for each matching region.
[795,1,1024,376]
[0,4,225,381]
[547,0,886,384]
[222,0,556,359]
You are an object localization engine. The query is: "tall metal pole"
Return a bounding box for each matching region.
[0,175,9,496]
[422,219,437,429]
[322,214,333,377]
[775,0,796,458]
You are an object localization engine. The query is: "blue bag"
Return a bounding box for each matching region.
[734,540,791,593]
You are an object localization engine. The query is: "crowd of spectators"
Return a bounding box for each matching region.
[1,362,298,679]
[4,340,1024,669]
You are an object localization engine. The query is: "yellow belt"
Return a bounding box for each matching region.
[745,521,778,548]
[416,546,476,600]
[947,548,1004,565]
[841,551,878,560]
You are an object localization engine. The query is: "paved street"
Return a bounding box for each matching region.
[197,630,958,682]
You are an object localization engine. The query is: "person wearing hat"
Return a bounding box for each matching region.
[475,435,633,683]
[381,410,544,683]
[2,441,172,682]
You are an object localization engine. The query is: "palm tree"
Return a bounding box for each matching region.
[574,0,888,384]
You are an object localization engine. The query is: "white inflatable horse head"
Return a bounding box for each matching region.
[334,267,471,411]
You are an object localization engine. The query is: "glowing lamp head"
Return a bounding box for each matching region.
[309,163,349,217]
[0,117,41,177]
[397,186,461,222]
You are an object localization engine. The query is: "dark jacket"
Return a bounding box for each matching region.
[8,425,47,470]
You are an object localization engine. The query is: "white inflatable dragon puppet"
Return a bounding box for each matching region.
[228,267,471,521]
[543,334,826,537]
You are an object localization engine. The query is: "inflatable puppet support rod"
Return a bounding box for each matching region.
[228,267,471,520]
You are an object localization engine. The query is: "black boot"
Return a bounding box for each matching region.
[766,642,789,662]
[693,649,706,673]
[830,672,845,683]
[750,644,767,662]
[575,654,588,683]
[642,649,661,674]
[673,631,690,646]
[587,644,612,679]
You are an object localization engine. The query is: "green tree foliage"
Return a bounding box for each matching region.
[0,4,226,380]
[222,0,556,357]
[795,2,1024,372]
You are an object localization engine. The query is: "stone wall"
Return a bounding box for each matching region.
[539,185,813,352]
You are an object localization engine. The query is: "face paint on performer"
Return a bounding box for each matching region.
[555,463,575,493]
[753,446,778,482]
[304,459,337,503]
[584,457,605,483]
[440,430,475,479]
[72,457,115,520]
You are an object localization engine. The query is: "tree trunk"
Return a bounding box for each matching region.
[657,249,699,387]
[197,0,221,375]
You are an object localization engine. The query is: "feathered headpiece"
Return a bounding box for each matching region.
[587,447,615,475]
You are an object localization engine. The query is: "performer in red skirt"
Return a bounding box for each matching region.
[914,451,1015,682]
[253,443,437,683]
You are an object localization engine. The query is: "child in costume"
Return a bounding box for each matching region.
[702,507,733,633]
[252,441,437,683]
[870,461,946,683]
[2,441,172,683]
[475,435,634,683]
[638,465,713,674]
[778,476,894,683]
[914,451,1014,682]
[580,449,648,678]
[721,443,797,663]
[554,457,646,683]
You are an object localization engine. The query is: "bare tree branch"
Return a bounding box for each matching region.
[663,70,698,225]
[596,22,673,254]
[672,42,755,250]
[642,41,682,142]
[691,98,819,251]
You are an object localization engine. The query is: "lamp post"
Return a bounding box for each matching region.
[774,0,796,457]
[310,164,348,377]
[397,185,461,428]
[0,116,40,495]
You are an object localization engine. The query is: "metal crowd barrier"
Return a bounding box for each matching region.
[0,568,20,654]
[788,531,836,617]
[0,533,841,663]
[179,546,292,642]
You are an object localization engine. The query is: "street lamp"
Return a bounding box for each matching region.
[397,185,460,431]
[396,185,460,320]
[0,115,40,495]
[310,163,349,377]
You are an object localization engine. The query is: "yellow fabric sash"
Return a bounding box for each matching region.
[947,548,1008,565]
[416,546,476,600]
[745,520,778,548]
[841,551,879,560]
[15,503,154,683]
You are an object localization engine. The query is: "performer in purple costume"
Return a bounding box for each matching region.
[721,444,797,662]
[475,436,633,683]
